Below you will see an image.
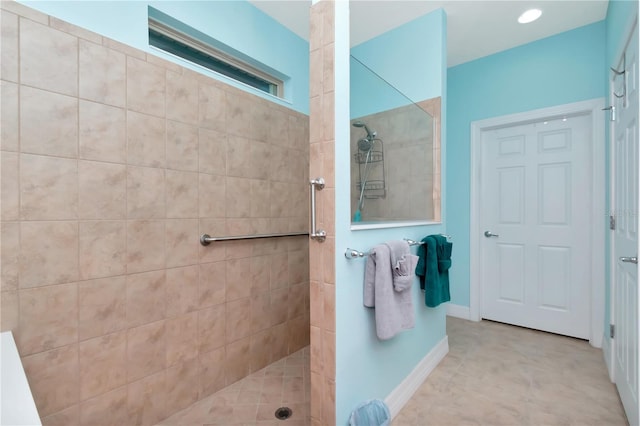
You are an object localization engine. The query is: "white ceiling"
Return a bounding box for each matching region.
[249,0,609,67]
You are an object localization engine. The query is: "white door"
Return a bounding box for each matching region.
[612,17,639,426]
[481,113,592,339]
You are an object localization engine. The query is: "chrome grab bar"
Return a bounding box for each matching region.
[309,177,326,242]
[620,256,638,264]
[200,232,309,246]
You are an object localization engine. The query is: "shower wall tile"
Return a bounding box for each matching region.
[126,111,166,168]
[127,165,165,219]
[165,219,198,267]
[40,404,80,426]
[5,7,310,425]
[251,141,271,180]
[49,16,102,44]
[199,83,226,131]
[79,101,126,163]
[78,331,127,400]
[226,92,253,138]
[225,336,251,384]
[198,174,226,218]
[166,265,199,317]
[1,152,19,220]
[127,57,165,117]
[198,304,226,353]
[225,297,252,343]
[78,160,126,220]
[126,220,165,274]
[165,360,199,414]
[127,370,167,425]
[1,11,18,82]
[199,347,226,397]
[165,170,198,219]
[20,18,78,96]
[198,262,226,308]
[198,128,227,175]
[165,312,198,366]
[225,257,252,301]
[78,220,126,280]
[226,135,253,178]
[226,177,252,218]
[126,270,166,328]
[20,154,78,221]
[250,292,271,333]
[1,222,19,291]
[268,108,289,146]
[166,121,199,172]
[19,221,78,288]
[17,283,78,355]
[22,344,79,417]
[1,290,19,333]
[20,86,78,158]
[126,320,166,382]
[166,70,198,125]
[79,40,126,108]
[78,276,127,341]
[79,387,128,426]
[0,81,19,151]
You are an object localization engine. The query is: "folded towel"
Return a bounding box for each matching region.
[363,242,417,340]
[383,240,417,292]
[415,234,453,308]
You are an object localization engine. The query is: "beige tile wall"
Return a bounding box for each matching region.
[309,1,337,425]
[350,98,442,222]
[0,3,310,425]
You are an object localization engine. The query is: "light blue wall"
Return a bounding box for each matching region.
[446,21,606,307]
[19,0,309,114]
[335,9,447,424]
[603,0,639,344]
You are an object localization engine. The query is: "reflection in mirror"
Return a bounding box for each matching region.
[350,55,441,226]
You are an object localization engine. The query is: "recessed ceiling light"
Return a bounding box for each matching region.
[518,8,542,24]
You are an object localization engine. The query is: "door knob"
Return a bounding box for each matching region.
[484,231,499,238]
[620,256,638,264]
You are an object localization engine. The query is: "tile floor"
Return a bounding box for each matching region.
[157,318,627,426]
[395,317,628,425]
[158,347,310,426]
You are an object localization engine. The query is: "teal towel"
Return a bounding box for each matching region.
[415,234,453,308]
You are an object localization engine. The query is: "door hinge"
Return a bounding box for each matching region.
[610,215,616,230]
[610,324,615,339]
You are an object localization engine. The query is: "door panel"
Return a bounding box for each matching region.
[613,18,639,426]
[481,113,591,339]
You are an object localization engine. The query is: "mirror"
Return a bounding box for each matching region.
[350,55,441,226]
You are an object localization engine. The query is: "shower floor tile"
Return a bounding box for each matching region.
[157,347,310,426]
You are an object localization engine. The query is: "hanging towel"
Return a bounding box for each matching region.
[363,241,418,340]
[349,399,391,426]
[415,234,453,308]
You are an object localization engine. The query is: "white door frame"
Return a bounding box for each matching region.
[469,98,606,348]
[607,13,639,383]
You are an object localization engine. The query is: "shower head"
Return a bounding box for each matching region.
[357,138,374,152]
[352,121,377,140]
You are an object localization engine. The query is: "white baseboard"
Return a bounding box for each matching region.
[385,336,449,419]
[446,303,471,320]
[603,332,614,382]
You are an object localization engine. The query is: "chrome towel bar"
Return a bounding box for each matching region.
[309,177,326,242]
[344,236,451,259]
[200,232,309,246]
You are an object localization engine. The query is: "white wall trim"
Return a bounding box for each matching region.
[446,303,472,321]
[385,336,449,419]
[470,98,606,347]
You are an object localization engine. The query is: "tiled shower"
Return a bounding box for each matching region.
[0,2,311,424]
